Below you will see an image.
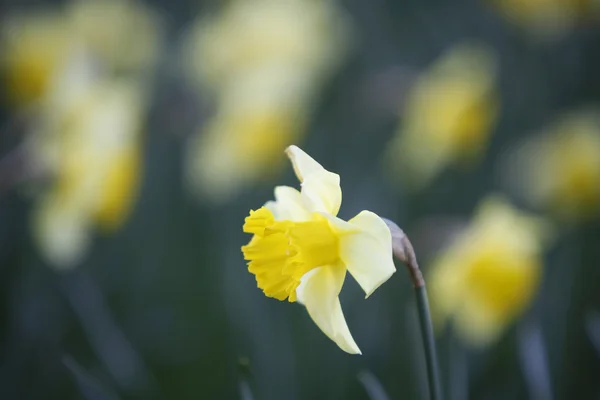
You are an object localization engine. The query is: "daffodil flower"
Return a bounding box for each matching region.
[386,43,498,189]
[183,0,351,202]
[32,76,144,269]
[504,109,600,222]
[491,0,600,38]
[429,196,550,346]
[241,146,396,354]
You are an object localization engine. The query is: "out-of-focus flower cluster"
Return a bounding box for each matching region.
[381,35,600,349]
[383,40,600,349]
[0,0,162,268]
[182,0,352,202]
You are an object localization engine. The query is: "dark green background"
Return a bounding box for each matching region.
[1,0,600,398]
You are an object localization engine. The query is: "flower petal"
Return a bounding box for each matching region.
[339,211,396,298]
[296,264,361,354]
[34,198,91,269]
[285,145,342,215]
[300,170,342,215]
[285,145,325,182]
[265,185,312,222]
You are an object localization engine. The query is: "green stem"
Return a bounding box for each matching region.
[415,285,443,400]
[383,218,443,400]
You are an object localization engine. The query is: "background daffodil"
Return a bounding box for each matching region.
[0,0,161,108]
[428,196,550,346]
[29,65,146,268]
[490,0,600,38]
[242,146,396,354]
[385,42,498,189]
[0,0,161,269]
[183,0,351,202]
[504,109,600,223]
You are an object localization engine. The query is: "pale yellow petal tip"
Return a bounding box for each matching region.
[336,336,362,355]
[285,145,324,182]
[363,268,396,300]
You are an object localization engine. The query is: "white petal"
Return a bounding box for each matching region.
[264,186,311,222]
[285,145,342,215]
[300,170,342,215]
[285,145,325,182]
[33,198,91,269]
[339,211,396,298]
[295,264,361,355]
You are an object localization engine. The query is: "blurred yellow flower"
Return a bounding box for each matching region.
[31,73,145,269]
[385,43,498,189]
[0,0,159,268]
[491,0,600,37]
[505,109,600,222]
[66,0,162,76]
[0,12,70,106]
[242,146,396,354]
[429,196,549,346]
[183,0,351,202]
[0,0,161,107]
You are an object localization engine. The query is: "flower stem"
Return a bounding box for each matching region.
[415,285,443,400]
[383,218,443,400]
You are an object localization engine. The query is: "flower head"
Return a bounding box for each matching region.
[504,109,600,222]
[0,11,70,106]
[31,72,145,269]
[385,43,498,189]
[490,0,600,38]
[183,0,351,201]
[241,146,396,354]
[0,0,161,107]
[429,196,550,346]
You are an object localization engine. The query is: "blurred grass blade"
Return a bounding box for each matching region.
[518,320,553,400]
[358,370,390,400]
[585,311,600,356]
[239,380,254,400]
[61,271,154,394]
[448,330,468,400]
[238,357,254,400]
[62,355,120,400]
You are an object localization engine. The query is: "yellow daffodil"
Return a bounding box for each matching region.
[241,146,396,354]
[491,0,600,38]
[183,0,351,201]
[0,11,70,106]
[0,0,161,107]
[0,1,156,269]
[183,0,349,91]
[429,196,550,346]
[505,109,600,222]
[385,43,498,189]
[67,0,162,76]
[31,73,145,269]
[185,70,310,200]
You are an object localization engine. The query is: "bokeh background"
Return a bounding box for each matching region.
[1,0,600,399]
